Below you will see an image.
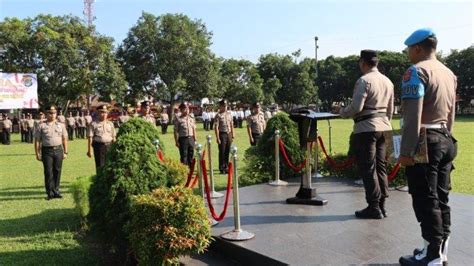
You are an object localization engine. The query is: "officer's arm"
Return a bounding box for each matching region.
[446,77,457,132]
[387,83,394,121]
[247,119,252,141]
[173,120,179,146]
[340,79,368,118]
[230,114,235,139]
[34,132,41,161]
[62,125,68,155]
[214,117,220,143]
[111,122,116,142]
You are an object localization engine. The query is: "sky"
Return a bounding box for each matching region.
[0,0,472,62]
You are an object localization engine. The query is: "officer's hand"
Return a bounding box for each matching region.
[175,142,179,148]
[36,153,42,161]
[398,155,415,166]
[217,139,221,145]
[63,153,68,160]
[250,138,254,144]
[87,151,92,158]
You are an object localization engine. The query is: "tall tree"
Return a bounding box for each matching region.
[445,46,474,112]
[218,58,263,103]
[117,12,218,105]
[0,15,127,109]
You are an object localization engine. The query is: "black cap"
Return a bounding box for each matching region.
[178,102,188,109]
[218,100,228,106]
[44,106,57,114]
[141,101,151,107]
[97,105,109,113]
[360,50,377,62]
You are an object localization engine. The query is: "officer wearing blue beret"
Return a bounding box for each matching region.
[398,28,457,266]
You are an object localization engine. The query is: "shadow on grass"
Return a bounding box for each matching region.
[0,185,71,200]
[0,246,101,266]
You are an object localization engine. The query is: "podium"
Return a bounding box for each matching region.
[286,109,339,206]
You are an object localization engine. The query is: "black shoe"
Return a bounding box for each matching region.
[45,196,53,201]
[355,206,383,219]
[379,200,388,218]
[53,193,63,199]
[399,254,442,266]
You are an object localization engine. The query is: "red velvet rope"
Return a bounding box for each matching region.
[278,139,306,173]
[157,150,165,162]
[188,173,199,189]
[184,158,197,187]
[201,159,233,221]
[317,136,356,170]
[387,163,401,183]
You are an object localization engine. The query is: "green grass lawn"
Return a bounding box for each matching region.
[1,116,472,265]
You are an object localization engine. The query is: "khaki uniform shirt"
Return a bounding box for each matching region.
[87,120,116,143]
[2,119,12,129]
[215,111,233,133]
[78,117,86,127]
[247,112,266,134]
[141,114,156,124]
[26,118,34,128]
[340,67,394,134]
[160,113,169,124]
[21,119,28,130]
[34,119,44,134]
[84,115,93,125]
[118,115,130,124]
[400,59,457,157]
[57,115,66,124]
[174,115,195,137]
[35,121,67,147]
[66,117,76,127]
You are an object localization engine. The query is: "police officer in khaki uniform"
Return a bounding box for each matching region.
[398,29,457,266]
[66,112,76,141]
[57,110,66,125]
[26,114,35,143]
[160,108,169,134]
[34,112,45,136]
[333,50,394,219]
[173,102,196,166]
[87,105,116,172]
[214,100,234,174]
[247,102,266,146]
[84,110,93,128]
[34,106,68,200]
[118,110,130,127]
[2,114,12,145]
[78,112,87,138]
[140,101,156,124]
[20,114,27,142]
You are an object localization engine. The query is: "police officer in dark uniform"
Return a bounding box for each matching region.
[173,102,196,166]
[87,105,116,173]
[214,100,234,174]
[334,50,394,219]
[398,29,457,266]
[34,106,68,200]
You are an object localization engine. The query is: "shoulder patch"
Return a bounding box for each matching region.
[401,66,425,99]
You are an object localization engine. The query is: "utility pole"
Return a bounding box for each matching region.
[83,0,96,110]
[314,36,319,79]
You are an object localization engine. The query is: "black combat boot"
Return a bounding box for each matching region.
[400,242,442,266]
[354,205,383,219]
[379,198,387,217]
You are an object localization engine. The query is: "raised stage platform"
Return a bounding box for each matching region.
[181,177,474,265]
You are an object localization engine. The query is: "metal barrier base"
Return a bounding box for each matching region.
[221,229,255,241]
[210,218,219,227]
[286,196,328,206]
[207,191,224,199]
[268,179,288,186]
[312,172,324,179]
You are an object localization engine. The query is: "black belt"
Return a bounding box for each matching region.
[178,136,193,139]
[353,112,386,123]
[42,145,62,150]
[93,141,111,145]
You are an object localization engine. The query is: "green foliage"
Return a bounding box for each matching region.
[70,175,93,227]
[218,58,264,103]
[117,117,164,151]
[162,158,188,187]
[241,112,304,185]
[445,46,474,111]
[127,186,211,265]
[0,15,126,108]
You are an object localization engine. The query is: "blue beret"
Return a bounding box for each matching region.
[404,28,436,46]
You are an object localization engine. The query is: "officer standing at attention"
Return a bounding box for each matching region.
[333,50,394,219]
[140,101,156,125]
[34,106,68,200]
[57,109,66,125]
[247,102,266,146]
[173,102,196,166]
[26,114,35,143]
[214,100,234,174]
[84,110,93,128]
[74,111,81,138]
[20,114,27,142]
[78,112,87,138]
[66,112,75,141]
[2,115,12,145]
[397,29,457,266]
[118,110,130,127]
[87,105,116,172]
[34,112,45,135]
[160,107,169,134]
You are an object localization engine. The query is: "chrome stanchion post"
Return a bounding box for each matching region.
[327,119,332,154]
[313,127,323,178]
[221,146,255,241]
[153,139,160,152]
[207,135,223,198]
[269,129,288,186]
[197,143,218,226]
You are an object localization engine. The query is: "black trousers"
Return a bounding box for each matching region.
[161,123,168,134]
[67,126,74,140]
[92,141,111,172]
[210,120,214,130]
[218,132,231,172]
[41,146,63,197]
[21,129,27,142]
[250,133,262,146]
[203,120,210,131]
[353,131,388,207]
[79,127,86,139]
[178,136,195,165]
[2,128,10,145]
[238,118,243,128]
[406,128,457,248]
[27,127,34,143]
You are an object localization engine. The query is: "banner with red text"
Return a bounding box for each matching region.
[0,73,39,109]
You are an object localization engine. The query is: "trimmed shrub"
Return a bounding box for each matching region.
[117,117,165,151]
[127,186,211,265]
[162,158,188,187]
[241,112,305,185]
[70,175,93,228]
